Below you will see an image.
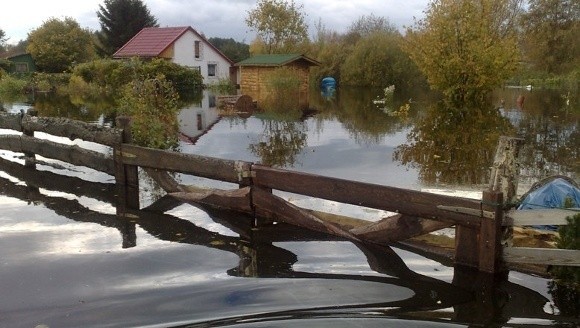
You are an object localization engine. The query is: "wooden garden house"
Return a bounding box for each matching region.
[236,54,320,109]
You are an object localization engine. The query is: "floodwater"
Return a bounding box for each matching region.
[0,86,578,327]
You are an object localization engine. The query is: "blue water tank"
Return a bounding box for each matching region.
[321,77,336,90]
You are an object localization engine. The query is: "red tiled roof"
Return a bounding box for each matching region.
[113,26,233,65]
[113,26,190,58]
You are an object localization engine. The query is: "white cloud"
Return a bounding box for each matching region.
[1,0,428,44]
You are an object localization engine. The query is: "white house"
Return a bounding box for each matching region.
[113,26,235,85]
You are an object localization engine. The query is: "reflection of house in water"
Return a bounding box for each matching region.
[178,91,221,144]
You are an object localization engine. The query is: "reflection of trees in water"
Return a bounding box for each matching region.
[317,87,411,145]
[394,101,514,185]
[499,89,580,182]
[34,92,115,122]
[249,119,307,167]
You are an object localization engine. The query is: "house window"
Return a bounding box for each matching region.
[15,63,28,73]
[194,41,201,59]
[197,113,203,131]
[208,63,217,77]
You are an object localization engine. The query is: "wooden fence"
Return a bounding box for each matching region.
[0,112,578,273]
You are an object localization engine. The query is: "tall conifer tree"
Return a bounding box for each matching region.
[97,0,158,56]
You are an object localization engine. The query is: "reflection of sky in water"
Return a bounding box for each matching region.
[1,94,572,326]
[183,117,420,190]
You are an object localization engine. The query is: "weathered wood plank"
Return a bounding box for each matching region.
[0,112,23,131]
[252,165,482,227]
[119,144,242,183]
[21,115,123,147]
[504,247,580,267]
[252,187,361,242]
[170,187,253,213]
[504,209,579,226]
[350,214,452,244]
[455,226,480,268]
[0,134,114,174]
[143,167,183,192]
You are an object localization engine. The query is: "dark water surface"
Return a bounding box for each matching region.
[1,87,578,327]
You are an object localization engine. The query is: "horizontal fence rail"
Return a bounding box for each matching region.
[252,165,484,228]
[0,134,114,175]
[118,144,242,184]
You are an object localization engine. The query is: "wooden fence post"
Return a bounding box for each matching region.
[114,116,139,213]
[22,110,38,168]
[455,225,479,269]
[479,190,504,273]
[455,136,522,272]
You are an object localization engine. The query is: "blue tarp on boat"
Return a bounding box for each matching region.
[518,176,580,230]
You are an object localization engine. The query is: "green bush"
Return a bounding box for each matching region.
[140,58,203,97]
[69,58,203,101]
[0,75,27,98]
[549,213,580,285]
[118,76,180,149]
[206,78,236,94]
[262,67,302,112]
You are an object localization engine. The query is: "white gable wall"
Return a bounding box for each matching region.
[172,30,231,84]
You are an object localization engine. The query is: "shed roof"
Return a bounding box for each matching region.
[236,54,320,67]
[113,26,233,64]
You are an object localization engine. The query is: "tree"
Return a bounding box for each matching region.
[246,0,309,54]
[208,37,250,63]
[340,14,422,88]
[97,0,158,56]
[345,13,398,44]
[520,0,580,74]
[0,28,7,54]
[309,20,347,83]
[27,17,96,73]
[403,0,522,105]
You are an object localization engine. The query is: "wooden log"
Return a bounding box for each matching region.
[143,167,184,193]
[489,136,524,249]
[0,112,23,131]
[252,187,361,242]
[170,187,253,213]
[252,165,482,227]
[0,134,114,175]
[489,136,524,203]
[350,214,453,244]
[119,144,242,184]
[504,248,580,267]
[21,114,123,147]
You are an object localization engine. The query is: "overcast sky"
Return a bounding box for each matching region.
[1,0,430,45]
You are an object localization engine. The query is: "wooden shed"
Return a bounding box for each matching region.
[5,53,36,74]
[236,54,320,110]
